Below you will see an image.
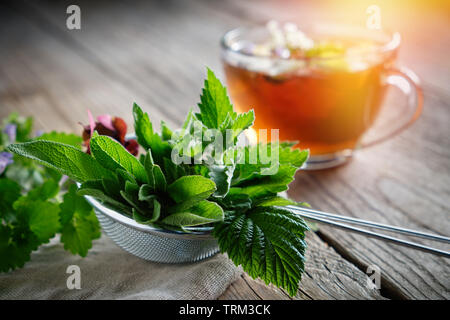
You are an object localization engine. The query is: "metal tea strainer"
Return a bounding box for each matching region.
[84,191,450,263]
[84,195,219,263]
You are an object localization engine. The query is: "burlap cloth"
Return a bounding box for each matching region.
[0,235,242,299]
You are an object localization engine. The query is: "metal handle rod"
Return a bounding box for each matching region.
[287,209,450,258]
[287,205,450,244]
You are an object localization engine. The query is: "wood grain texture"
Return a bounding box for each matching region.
[0,0,448,299]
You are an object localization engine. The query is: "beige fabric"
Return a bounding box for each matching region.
[0,235,242,300]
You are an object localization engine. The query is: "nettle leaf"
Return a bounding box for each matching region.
[35,131,83,149]
[213,206,309,296]
[197,68,235,129]
[60,184,101,257]
[162,200,223,227]
[90,135,148,184]
[7,141,113,182]
[232,165,298,198]
[229,110,255,140]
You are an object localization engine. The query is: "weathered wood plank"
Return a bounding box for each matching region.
[0,0,387,300]
[1,0,448,299]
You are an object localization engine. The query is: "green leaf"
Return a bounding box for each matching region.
[119,181,147,215]
[0,224,39,272]
[133,103,171,165]
[162,200,223,227]
[7,141,113,182]
[167,175,216,204]
[255,196,300,207]
[138,184,155,202]
[229,110,255,140]
[77,181,132,215]
[60,184,101,257]
[213,206,308,296]
[35,132,83,149]
[152,164,167,193]
[132,198,161,224]
[133,102,154,150]
[13,197,61,243]
[207,164,234,198]
[161,121,173,141]
[90,135,148,184]
[197,68,235,129]
[0,178,21,218]
[27,179,59,201]
[233,165,298,198]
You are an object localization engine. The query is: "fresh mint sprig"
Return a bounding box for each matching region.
[6,69,309,296]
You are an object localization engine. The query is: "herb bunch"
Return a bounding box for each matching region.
[0,113,101,273]
[7,69,309,296]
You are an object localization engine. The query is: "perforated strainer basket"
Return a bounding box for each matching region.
[84,195,219,263]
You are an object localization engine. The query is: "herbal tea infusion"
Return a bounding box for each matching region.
[222,22,420,165]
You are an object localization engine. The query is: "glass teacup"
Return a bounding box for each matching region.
[221,23,423,169]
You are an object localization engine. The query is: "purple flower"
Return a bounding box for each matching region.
[3,124,17,143]
[35,130,44,138]
[0,152,14,174]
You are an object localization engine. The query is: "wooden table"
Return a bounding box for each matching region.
[1,0,448,300]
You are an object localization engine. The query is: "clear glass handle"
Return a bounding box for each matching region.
[361,67,424,148]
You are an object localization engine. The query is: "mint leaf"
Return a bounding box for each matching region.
[213,206,308,296]
[133,102,154,150]
[133,103,171,165]
[60,184,101,257]
[7,141,113,182]
[90,135,148,184]
[162,200,223,227]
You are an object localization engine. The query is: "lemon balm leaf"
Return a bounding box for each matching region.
[60,184,101,257]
